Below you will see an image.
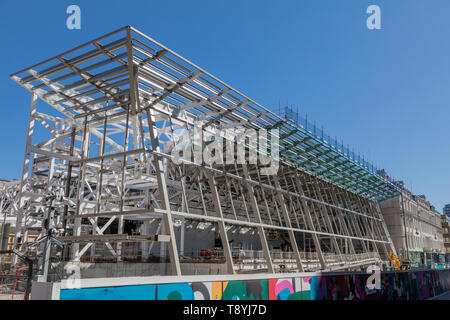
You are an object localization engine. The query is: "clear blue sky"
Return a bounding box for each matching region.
[0,0,448,212]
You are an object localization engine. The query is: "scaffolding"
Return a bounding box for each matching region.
[2,26,400,276]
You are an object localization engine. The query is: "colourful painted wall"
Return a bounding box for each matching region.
[59,269,450,300]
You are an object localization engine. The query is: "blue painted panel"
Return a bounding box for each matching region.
[157,283,194,300]
[60,284,156,300]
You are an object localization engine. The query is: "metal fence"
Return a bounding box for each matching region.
[0,267,30,300]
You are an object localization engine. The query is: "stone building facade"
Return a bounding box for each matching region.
[379,187,444,267]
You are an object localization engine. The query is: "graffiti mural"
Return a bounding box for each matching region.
[157,283,194,300]
[60,284,156,300]
[59,269,450,300]
[268,278,302,300]
[222,279,269,300]
[156,282,224,300]
[306,275,367,300]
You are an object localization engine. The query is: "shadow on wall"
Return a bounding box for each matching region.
[59,269,450,300]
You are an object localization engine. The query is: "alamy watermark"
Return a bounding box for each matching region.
[366,5,381,30]
[66,5,81,30]
[170,121,280,175]
[365,264,381,290]
[62,263,81,289]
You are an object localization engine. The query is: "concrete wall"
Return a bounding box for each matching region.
[380,193,445,263]
[30,281,60,300]
[56,269,450,300]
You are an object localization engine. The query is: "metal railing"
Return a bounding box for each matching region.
[279,106,400,185]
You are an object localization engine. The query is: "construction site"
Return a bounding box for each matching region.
[0,26,449,300]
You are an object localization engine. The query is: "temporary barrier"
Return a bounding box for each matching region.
[57,268,450,300]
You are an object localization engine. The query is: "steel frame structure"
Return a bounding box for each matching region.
[4,26,399,276]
